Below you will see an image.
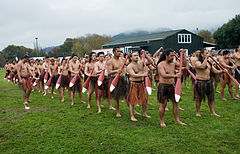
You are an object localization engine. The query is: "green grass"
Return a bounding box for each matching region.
[0,70,239,153]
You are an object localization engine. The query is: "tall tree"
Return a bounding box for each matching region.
[198,30,214,43]
[213,14,240,48]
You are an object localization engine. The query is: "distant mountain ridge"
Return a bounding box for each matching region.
[43,46,60,52]
[112,28,172,40]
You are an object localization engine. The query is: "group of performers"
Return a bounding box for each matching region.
[3,45,240,127]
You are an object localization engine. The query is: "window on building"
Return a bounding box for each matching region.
[178,34,191,43]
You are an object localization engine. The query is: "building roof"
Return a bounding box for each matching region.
[103,29,185,46]
[203,41,216,47]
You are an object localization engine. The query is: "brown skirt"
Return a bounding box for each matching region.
[111,76,128,101]
[127,81,148,105]
[157,83,176,103]
[194,80,214,103]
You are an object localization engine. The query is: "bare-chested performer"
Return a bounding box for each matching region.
[94,52,115,112]
[17,55,35,109]
[58,58,71,102]
[219,50,237,100]
[209,49,220,93]
[195,49,224,117]
[127,50,152,121]
[4,61,10,80]
[9,60,17,84]
[69,54,85,105]
[48,58,59,99]
[157,48,186,127]
[107,47,128,117]
[190,49,200,99]
[85,52,98,109]
[43,56,50,96]
[232,45,240,97]
[37,60,44,93]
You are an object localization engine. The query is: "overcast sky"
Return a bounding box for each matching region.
[0,0,239,50]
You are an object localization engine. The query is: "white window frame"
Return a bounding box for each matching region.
[178,34,191,43]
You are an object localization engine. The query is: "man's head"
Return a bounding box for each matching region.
[71,54,78,62]
[237,45,240,52]
[210,49,216,56]
[89,52,96,63]
[97,52,104,62]
[22,54,29,63]
[218,50,223,56]
[223,50,230,59]
[113,47,121,57]
[50,58,55,64]
[130,51,140,63]
[195,49,201,57]
[158,48,175,64]
[200,49,208,59]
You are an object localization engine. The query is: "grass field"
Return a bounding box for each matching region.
[0,70,239,153]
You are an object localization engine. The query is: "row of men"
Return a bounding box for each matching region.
[4,46,240,126]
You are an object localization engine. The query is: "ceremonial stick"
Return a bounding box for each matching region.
[82,67,95,93]
[142,52,152,95]
[175,49,184,102]
[56,59,67,89]
[97,55,110,86]
[69,65,83,88]
[110,54,129,92]
[174,55,196,80]
[209,56,240,88]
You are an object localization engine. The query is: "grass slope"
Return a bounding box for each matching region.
[0,70,239,153]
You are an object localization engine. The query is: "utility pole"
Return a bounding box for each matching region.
[35,37,38,57]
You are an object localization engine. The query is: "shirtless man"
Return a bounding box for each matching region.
[195,49,223,117]
[9,61,17,83]
[209,49,220,93]
[232,45,240,97]
[219,50,237,100]
[190,50,200,98]
[69,54,85,105]
[157,48,186,127]
[84,52,98,109]
[108,47,128,117]
[43,57,50,96]
[127,50,152,121]
[58,58,71,102]
[94,52,115,112]
[4,61,10,80]
[49,58,59,99]
[37,60,44,93]
[17,55,35,109]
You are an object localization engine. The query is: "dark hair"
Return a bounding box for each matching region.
[218,50,223,55]
[198,49,205,63]
[157,48,174,65]
[223,50,230,55]
[113,47,120,53]
[45,56,49,58]
[89,52,96,63]
[71,54,77,58]
[97,52,104,57]
[23,54,29,59]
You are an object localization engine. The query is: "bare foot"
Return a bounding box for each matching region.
[236,95,240,98]
[211,113,220,117]
[134,110,141,115]
[116,113,122,117]
[175,121,186,126]
[43,93,46,96]
[131,117,138,122]
[71,102,74,105]
[196,113,201,117]
[215,91,220,93]
[143,114,151,118]
[27,99,32,103]
[53,92,57,95]
[98,109,101,113]
[51,96,54,99]
[147,102,153,105]
[178,106,184,111]
[61,98,65,102]
[160,122,166,127]
[222,98,227,101]
[165,107,169,111]
[80,100,86,104]
[109,107,116,110]
[136,104,140,107]
[87,105,91,109]
[232,97,240,100]
[100,105,104,107]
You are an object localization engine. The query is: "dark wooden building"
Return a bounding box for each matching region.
[103,29,204,55]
